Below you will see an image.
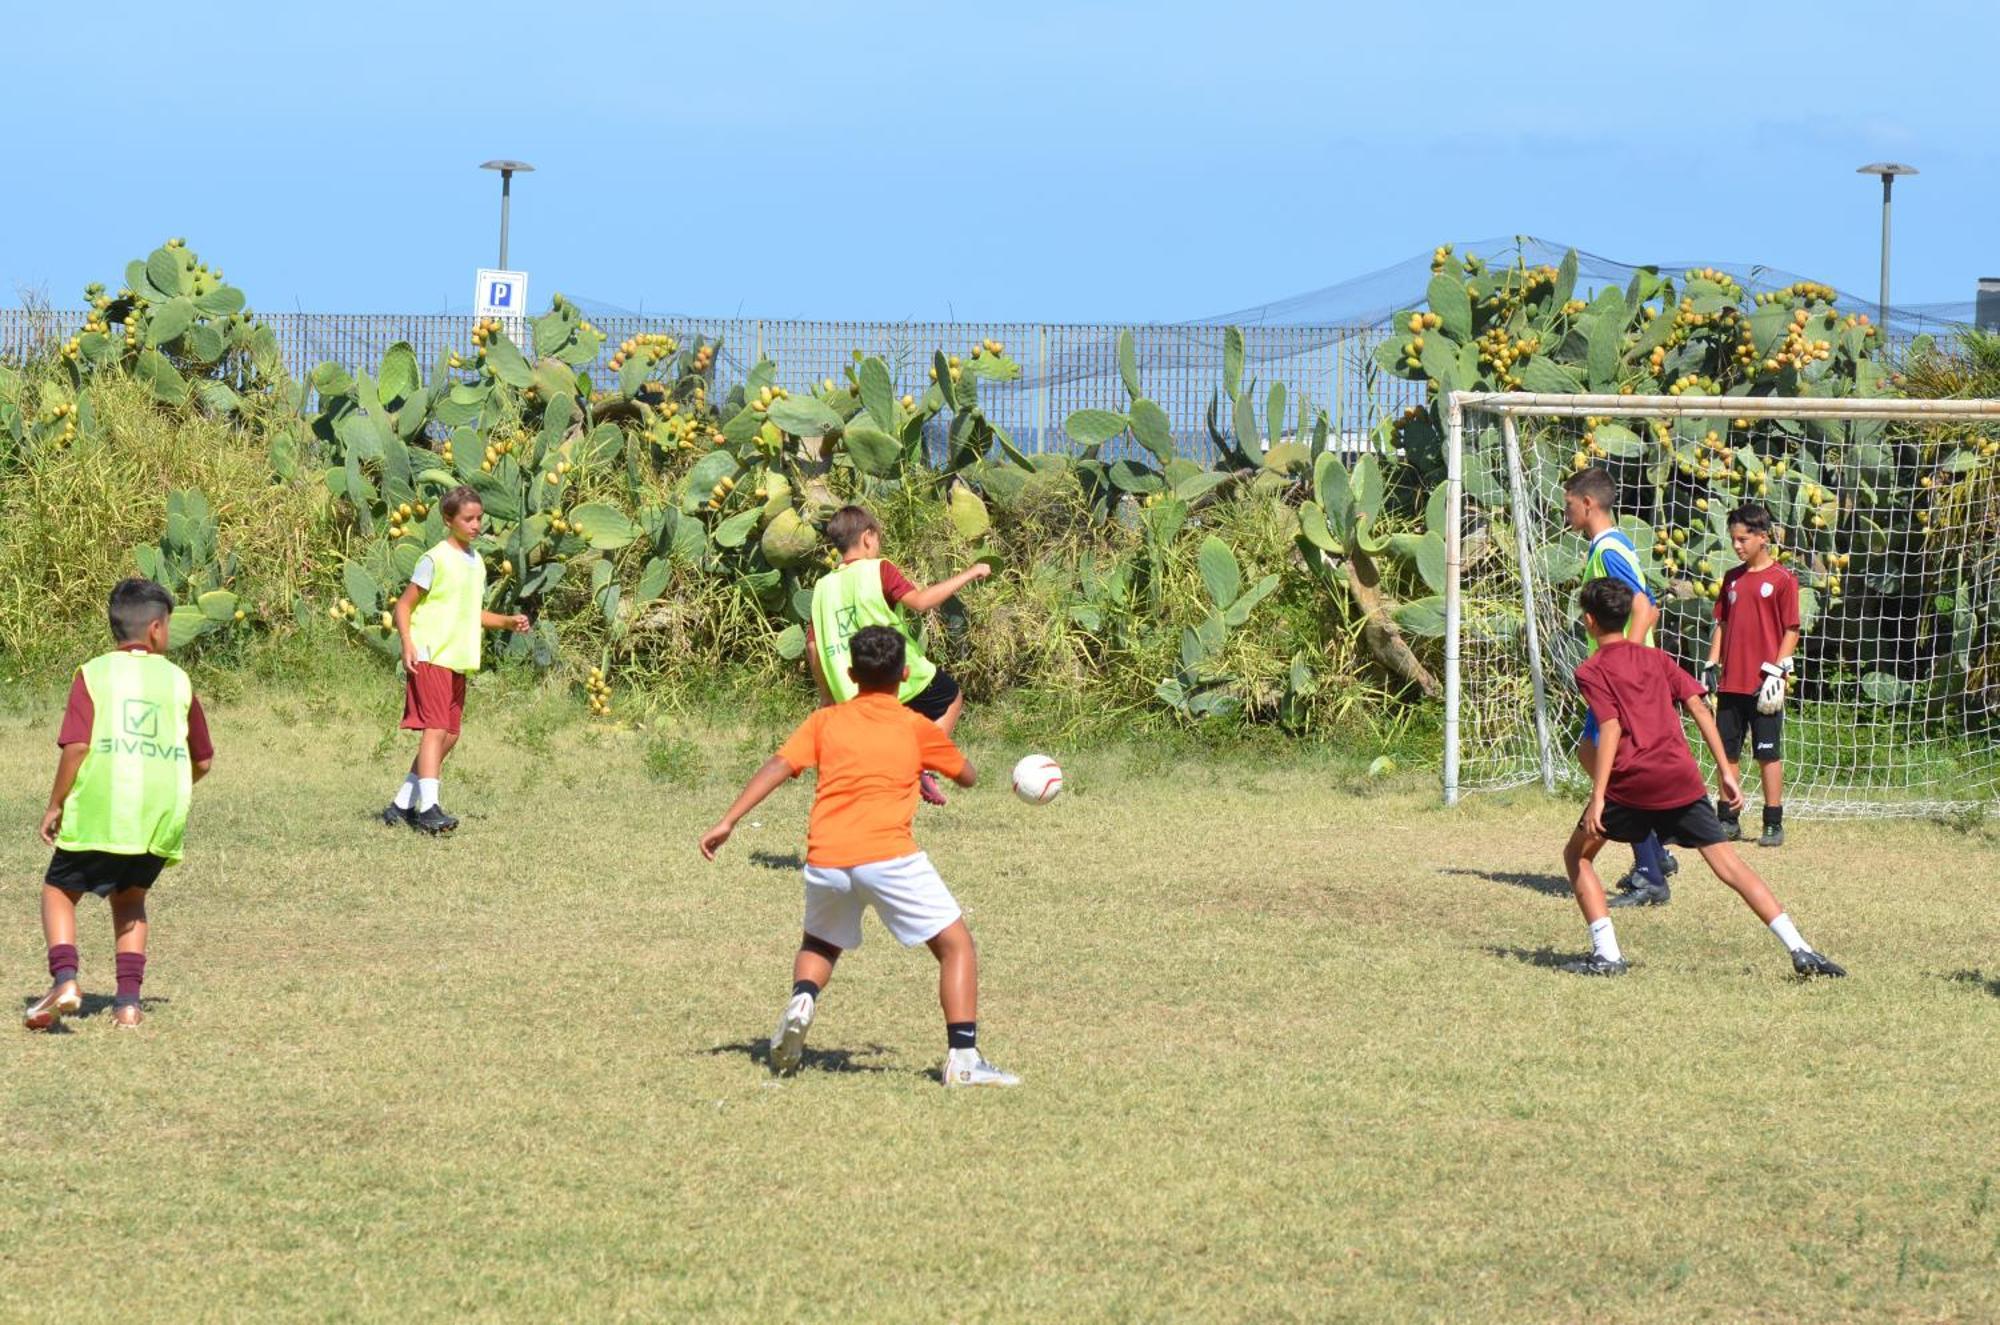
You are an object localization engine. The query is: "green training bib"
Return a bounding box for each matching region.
[810,559,937,705]
[57,651,195,863]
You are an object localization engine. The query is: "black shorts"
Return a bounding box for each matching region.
[1714,692,1782,763]
[1583,797,1730,849]
[904,670,961,723]
[45,848,166,897]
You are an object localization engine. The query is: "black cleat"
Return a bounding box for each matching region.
[1561,954,1630,977]
[1719,818,1743,842]
[1758,825,1785,848]
[412,805,459,835]
[1791,949,1845,979]
[1608,879,1671,908]
[381,803,415,829]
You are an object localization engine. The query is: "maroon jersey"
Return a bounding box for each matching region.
[1714,562,1799,694]
[1574,641,1709,810]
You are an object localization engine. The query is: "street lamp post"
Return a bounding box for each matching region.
[479,160,535,270]
[1856,162,1917,329]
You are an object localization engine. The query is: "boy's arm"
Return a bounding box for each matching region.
[1625,592,1659,646]
[1683,695,1744,809]
[480,608,531,633]
[1776,626,1799,668]
[699,757,796,859]
[805,636,834,707]
[949,755,977,789]
[1584,719,1618,837]
[899,562,991,615]
[393,582,424,671]
[39,744,88,845]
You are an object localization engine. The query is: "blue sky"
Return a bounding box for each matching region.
[4,0,1989,322]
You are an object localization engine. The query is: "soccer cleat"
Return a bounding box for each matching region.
[412,805,459,835]
[918,771,948,807]
[1791,949,1845,979]
[1608,879,1670,908]
[1758,824,1785,848]
[1720,817,1743,842]
[768,992,815,1075]
[381,803,415,829]
[22,980,82,1031]
[113,1003,144,1029]
[1559,954,1630,977]
[942,1047,1020,1087]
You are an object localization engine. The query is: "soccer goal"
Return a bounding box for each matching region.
[1442,392,2000,816]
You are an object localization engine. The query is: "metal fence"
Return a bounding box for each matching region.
[1,308,1422,459]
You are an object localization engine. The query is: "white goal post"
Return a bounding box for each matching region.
[1444,392,2000,816]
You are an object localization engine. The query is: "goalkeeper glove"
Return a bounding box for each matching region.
[1700,662,1719,695]
[1756,659,1792,715]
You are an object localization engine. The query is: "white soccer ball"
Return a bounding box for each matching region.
[1011,754,1063,805]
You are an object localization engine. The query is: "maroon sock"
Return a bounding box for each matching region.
[48,943,79,985]
[114,952,145,1007]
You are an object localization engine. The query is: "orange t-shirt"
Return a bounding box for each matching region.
[776,693,967,868]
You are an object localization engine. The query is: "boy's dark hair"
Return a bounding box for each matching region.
[440,485,482,518]
[825,505,881,553]
[1578,576,1633,634]
[1727,502,1772,535]
[1563,466,1617,512]
[847,625,905,691]
[108,578,175,643]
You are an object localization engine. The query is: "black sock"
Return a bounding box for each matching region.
[1764,804,1784,829]
[1718,802,1740,824]
[947,1021,977,1050]
[791,979,821,1000]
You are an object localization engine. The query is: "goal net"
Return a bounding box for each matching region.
[1444,393,2000,817]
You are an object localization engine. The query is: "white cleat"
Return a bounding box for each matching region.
[942,1046,1020,1088]
[768,992,815,1075]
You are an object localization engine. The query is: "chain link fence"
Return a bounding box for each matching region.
[1,308,1422,460]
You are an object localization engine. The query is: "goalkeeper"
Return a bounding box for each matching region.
[1561,468,1675,907]
[1702,502,1799,847]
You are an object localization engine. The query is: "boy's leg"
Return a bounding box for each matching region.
[924,918,978,1027]
[26,884,86,1030]
[1758,758,1785,846]
[1716,757,1744,839]
[410,728,460,832]
[109,887,149,1027]
[1692,840,1843,976]
[1577,730,1660,897]
[926,918,1017,1085]
[1561,824,1628,974]
[932,689,965,739]
[909,673,963,804]
[770,934,841,1074]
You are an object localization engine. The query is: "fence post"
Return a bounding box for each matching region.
[1036,324,1049,453]
[1443,391,1465,806]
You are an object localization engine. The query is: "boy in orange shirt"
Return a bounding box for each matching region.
[700,626,1018,1087]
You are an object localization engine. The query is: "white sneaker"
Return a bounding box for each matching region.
[768,992,815,1075]
[942,1046,1019,1088]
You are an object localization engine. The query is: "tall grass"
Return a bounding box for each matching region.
[0,355,1437,757]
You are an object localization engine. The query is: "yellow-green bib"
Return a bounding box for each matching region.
[57,650,195,863]
[409,540,487,673]
[810,559,937,705]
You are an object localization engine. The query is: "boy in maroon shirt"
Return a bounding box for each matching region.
[1702,502,1800,847]
[1559,578,1843,979]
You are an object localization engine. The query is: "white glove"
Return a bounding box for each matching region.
[1756,660,1790,715]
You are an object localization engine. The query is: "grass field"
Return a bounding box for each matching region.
[4,684,1998,1322]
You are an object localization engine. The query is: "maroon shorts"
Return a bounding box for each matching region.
[402,662,467,734]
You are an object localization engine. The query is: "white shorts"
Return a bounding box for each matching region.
[801,851,962,951]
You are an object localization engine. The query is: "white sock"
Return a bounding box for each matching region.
[1589,917,1623,963]
[392,774,419,810]
[1769,912,1808,954]
[417,778,441,812]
